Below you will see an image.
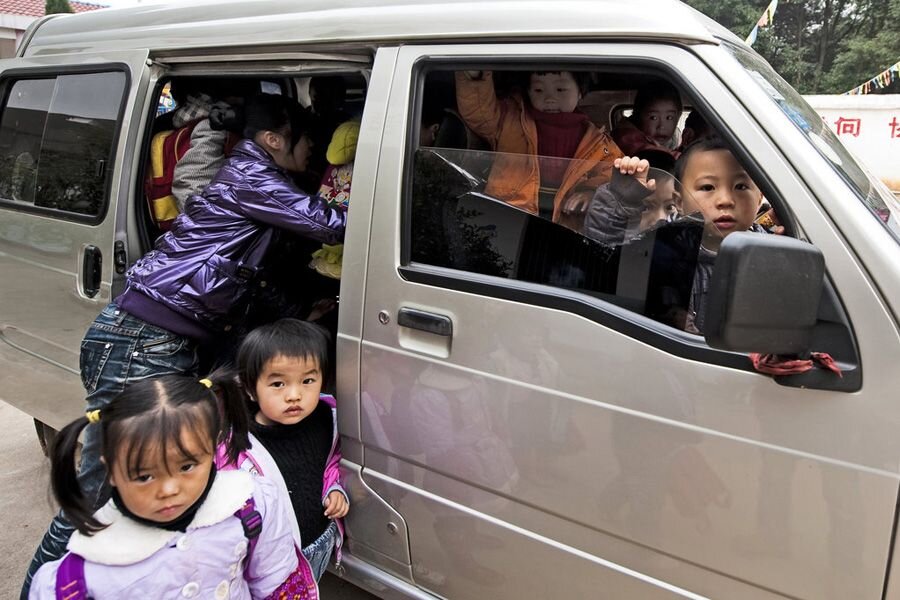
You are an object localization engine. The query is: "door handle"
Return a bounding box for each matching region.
[82,245,102,298]
[397,307,453,337]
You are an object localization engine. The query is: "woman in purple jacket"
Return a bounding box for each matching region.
[21,93,346,597]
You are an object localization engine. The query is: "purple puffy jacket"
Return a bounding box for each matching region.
[120,139,346,335]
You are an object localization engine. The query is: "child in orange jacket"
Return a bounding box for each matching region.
[455,70,622,232]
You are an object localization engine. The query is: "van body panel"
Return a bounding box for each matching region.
[0,50,149,427]
[336,46,397,446]
[361,466,714,599]
[362,451,836,600]
[20,1,716,58]
[340,461,413,577]
[352,42,900,599]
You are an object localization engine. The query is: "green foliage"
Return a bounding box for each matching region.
[683,0,900,94]
[410,150,513,277]
[45,0,74,14]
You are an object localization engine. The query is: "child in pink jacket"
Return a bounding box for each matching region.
[218,318,348,581]
[30,373,318,599]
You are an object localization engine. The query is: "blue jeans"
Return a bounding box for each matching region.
[302,521,338,581]
[20,303,198,599]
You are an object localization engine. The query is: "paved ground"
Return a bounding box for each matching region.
[0,400,375,599]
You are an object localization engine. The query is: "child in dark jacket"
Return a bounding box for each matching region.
[21,93,346,598]
[583,155,680,245]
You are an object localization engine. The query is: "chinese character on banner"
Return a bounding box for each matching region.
[889,117,900,139]
[834,117,862,137]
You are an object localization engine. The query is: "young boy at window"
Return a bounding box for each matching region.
[584,139,773,334]
[675,137,769,333]
[455,69,622,231]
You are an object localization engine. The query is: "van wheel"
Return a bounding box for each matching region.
[34,419,58,457]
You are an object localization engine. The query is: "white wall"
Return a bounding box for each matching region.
[804,94,900,192]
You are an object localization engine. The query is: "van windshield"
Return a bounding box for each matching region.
[724,43,900,245]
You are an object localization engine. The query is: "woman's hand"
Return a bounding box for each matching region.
[324,490,349,519]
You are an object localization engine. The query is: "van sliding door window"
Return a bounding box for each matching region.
[0,71,126,218]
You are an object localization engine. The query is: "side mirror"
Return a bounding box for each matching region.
[704,232,825,355]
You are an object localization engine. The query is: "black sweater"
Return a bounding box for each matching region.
[251,402,333,547]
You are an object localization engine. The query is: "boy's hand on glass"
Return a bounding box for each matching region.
[324,490,349,519]
[614,156,656,192]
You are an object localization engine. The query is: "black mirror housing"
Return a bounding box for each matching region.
[704,232,825,355]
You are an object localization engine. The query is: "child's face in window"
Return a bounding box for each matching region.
[527,72,581,113]
[254,354,323,426]
[679,149,762,251]
[108,429,214,524]
[641,176,679,231]
[637,99,679,145]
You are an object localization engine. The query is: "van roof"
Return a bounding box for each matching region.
[21,0,734,57]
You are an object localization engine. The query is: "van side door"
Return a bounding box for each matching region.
[355,42,900,600]
[0,50,150,428]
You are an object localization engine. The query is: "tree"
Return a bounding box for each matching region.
[45,0,74,14]
[683,0,900,94]
[823,0,900,93]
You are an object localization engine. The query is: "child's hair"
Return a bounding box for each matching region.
[681,110,713,149]
[636,148,676,173]
[525,70,589,95]
[51,371,250,536]
[632,80,683,119]
[674,135,730,182]
[237,318,332,397]
[242,93,311,151]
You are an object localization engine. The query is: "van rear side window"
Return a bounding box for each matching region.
[0,71,126,218]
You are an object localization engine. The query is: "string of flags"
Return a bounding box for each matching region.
[844,62,900,95]
[745,0,779,46]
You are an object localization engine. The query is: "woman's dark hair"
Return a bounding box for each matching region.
[242,93,311,151]
[50,370,250,536]
[632,80,683,120]
[673,135,730,182]
[237,318,332,398]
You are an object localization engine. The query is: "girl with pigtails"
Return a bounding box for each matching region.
[29,373,319,599]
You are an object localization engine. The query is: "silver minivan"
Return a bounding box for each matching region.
[2,1,899,598]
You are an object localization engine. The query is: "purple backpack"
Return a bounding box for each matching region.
[54,498,262,599]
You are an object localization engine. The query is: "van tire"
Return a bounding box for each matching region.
[34,419,58,457]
